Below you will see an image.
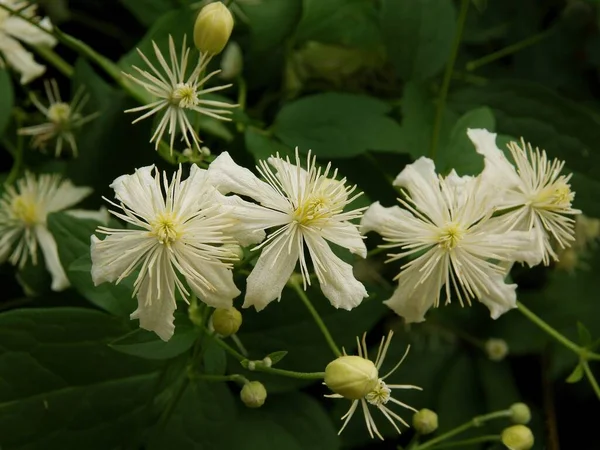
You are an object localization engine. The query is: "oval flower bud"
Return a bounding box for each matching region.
[194,2,234,55]
[325,355,378,400]
[412,408,438,435]
[240,381,267,408]
[485,338,509,361]
[211,307,242,337]
[501,425,534,450]
[220,42,243,80]
[509,403,531,425]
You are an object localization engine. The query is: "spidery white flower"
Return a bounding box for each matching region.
[18,79,98,157]
[124,35,236,153]
[361,156,537,323]
[469,128,581,266]
[90,164,261,341]
[0,173,93,291]
[325,331,421,440]
[0,0,56,84]
[207,149,368,311]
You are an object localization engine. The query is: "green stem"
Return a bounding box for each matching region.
[289,277,342,357]
[582,361,600,401]
[427,435,501,449]
[429,0,470,159]
[189,372,249,384]
[415,410,510,450]
[6,119,24,186]
[32,45,74,78]
[466,29,554,72]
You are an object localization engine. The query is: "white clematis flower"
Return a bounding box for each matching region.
[0,0,57,84]
[207,149,368,311]
[0,173,93,291]
[90,164,258,341]
[124,35,236,153]
[361,157,536,323]
[468,128,581,266]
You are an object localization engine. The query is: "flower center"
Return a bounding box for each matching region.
[11,195,40,226]
[365,379,391,407]
[171,83,199,108]
[532,181,573,209]
[438,222,464,251]
[293,195,332,225]
[150,212,181,245]
[48,102,71,124]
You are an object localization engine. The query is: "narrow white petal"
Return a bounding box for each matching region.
[304,232,368,310]
[46,181,92,212]
[244,231,299,311]
[477,273,518,319]
[318,221,366,258]
[3,16,57,47]
[360,202,412,235]
[0,34,46,84]
[35,225,69,291]
[186,262,240,308]
[65,208,110,225]
[110,165,160,220]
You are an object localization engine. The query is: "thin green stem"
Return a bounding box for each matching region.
[204,326,246,361]
[466,29,554,72]
[33,45,74,78]
[582,361,600,401]
[429,0,470,159]
[427,435,501,449]
[289,278,341,357]
[415,410,510,450]
[6,119,24,186]
[189,372,249,384]
[0,3,51,35]
[231,334,249,357]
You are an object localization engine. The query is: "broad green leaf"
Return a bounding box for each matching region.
[566,363,585,383]
[238,0,302,51]
[244,127,293,161]
[203,339,227,375]
[295,0,382,49]
[0,68,13,138]
[0,308,159,450]
[450,80,600,216]
[273,93,403,158]
[381,0,457,81]
[119,0,175,27]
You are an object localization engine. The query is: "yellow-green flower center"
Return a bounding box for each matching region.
[172,83,199,108]
[150,212,180,244]
[48,102,71,124]
[365,379,391,406]
[293,195,332,225]
[438,222,464,251]
[11,195,40,226]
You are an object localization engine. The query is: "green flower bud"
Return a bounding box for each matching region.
[211,307,242,337]
[485,338,509,361]
[412,408,438,435]
[220,42,243,80]
[509,403,531,425]
[193,2,234,55]
[188,301,204,327]
[324,355,378,400]
[501,425,534,450]
[240,381,267,408]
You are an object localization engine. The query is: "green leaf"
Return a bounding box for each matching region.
[239,0,302,51]
[119,0,174,27]
[266,350,288,366]
[203,339,227,375]
[450,79,600,216]
[381,0,457,81]
[245,127,293,161]
[273,93,403,158]
[0,308,159,450]
[577,322,593,347]
[566,363,585,383]
[0,68,13,138]
[110,313,199,360]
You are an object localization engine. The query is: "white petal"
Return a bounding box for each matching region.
[467,128,520,189]
[35,225,69,291]
[207,152,289,211]
[131,251,177,341]
[3,16,57,47]
[304,232,368,310]
[186,261,240,308]
[319,220,366,258]
[360,201,412,235]
[65,207,109,225]
[110,165,160,221]
[0,34,45,84]
[244,229,300,311]
[46,181,92,212]
[477,273,517,319]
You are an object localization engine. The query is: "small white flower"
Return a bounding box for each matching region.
[124,35,236,152]
[207,149,368,311]
[0,173,92,291]
[18,79,98,157]
[325,331,421,440]
[90,164,259,341]
[361,157,536,323]
[468,128,581,266]
[0,0,56,84]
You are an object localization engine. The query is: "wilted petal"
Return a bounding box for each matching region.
[35,225,69,291]
[477,273,518,319]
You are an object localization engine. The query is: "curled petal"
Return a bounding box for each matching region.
[35,225,69,291]
[477,273,517,319]
[0,34,45,84]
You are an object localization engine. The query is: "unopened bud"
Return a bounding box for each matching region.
[194,2,234,55]
[412,408,438,435]
[222,243,244,262]
[211,307,242,337]
[240,381,267,408]
[220,42,243,80]
[188,301,204,327]
[509,403,531,425]
[501,425,534,450]
[485,338,509,361]
[324,355,378,400]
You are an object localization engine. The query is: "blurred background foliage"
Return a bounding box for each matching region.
[1,0,600,449]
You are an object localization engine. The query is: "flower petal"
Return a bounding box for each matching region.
[477,273,517,319]
[244,229,299,311]
[361,201,412,235]
[3,16,57,47]
[467,128,520,190]
[304,232,368,310]
[0,34,46,84]
[65,207,109,224]
[110,165,161,221]
[35,225,69,291]
[46,180,92,212]
[186,262,240,308]
[320,220,367,258]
